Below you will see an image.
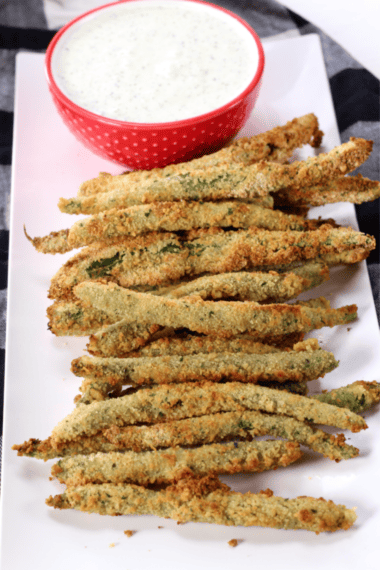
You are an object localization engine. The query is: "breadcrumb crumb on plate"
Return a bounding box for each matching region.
[228,539,243,547]
[124,530,135,538]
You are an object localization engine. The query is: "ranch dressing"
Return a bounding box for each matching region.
[53,0,259,123]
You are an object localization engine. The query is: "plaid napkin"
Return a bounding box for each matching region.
[0,0,379,453]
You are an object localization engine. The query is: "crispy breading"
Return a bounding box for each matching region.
[311,380,380,412]
[45,477,356,532]
[48,232,185,299]
[48,241,329,304]
[275,175,380,207]
[76,337,306,403]
[34,201,334,254]
[86,322,305,358]
[11,405,359,462]
[47,225,374,298]
[47,263,329,335]
[35,201,334,255]
[71,347,338,391]
[320,248,370,266]
[24,227,72,255]
[87,318,162,355]
[177,226,375,276]
[123,334,314,360]
[13,434,118,460]
[59,137,369,216]
[76,114,323,197]
[47,300,113,336]
[50,382,367,444]
[50,440,302,486]
[119,335,286,359]
[73,281,357,339]
[96,409,359,460]
[82,299,331,358]
[162,262,329,302]
[76,376,309,405]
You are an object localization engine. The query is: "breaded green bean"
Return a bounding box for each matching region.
[311,381,380,413]
[167,269,328,310]
[58,160,296,217]
[24,227,71,255]
[47,300,114,336]
[98,409,356,460]
[75,338,318,402]
[86,318,160,355]
[319,248,371,267]
[275,175,380,207]
[76,376,309,405]
[29,200,332,254]
[46,477,356,532]
[123,331,312,363]
[13,434,119,461]
[71,348,338,390]
[50,382,367,444]
[46,270,327,337]
[48,262,329,335]
[122,335,286,359]
[82,301,326,358]
[77,337,297,403]
[48,233,185,298]
[59,137,370,216]
[178,226,375,277]
[74,281,357,338]
[48,236,329,303]
[50,440,302,487]
[47,300,162,344]
[164,262,329,302]
[48,225,374,297]
[86,322,305,358]
[76,114,323,197]
[11,407,359,462]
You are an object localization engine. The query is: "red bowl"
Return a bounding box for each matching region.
[45,0,265,170]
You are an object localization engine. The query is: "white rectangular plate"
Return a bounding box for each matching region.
[1,34,380,570]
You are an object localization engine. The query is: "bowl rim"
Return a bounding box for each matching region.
[45,0,265,130]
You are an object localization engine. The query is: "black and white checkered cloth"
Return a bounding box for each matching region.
[0,0,379,464]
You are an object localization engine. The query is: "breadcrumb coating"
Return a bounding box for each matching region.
[11,405,360,462]
[58,137,369,217]
[76,376,309,405]
[311,380,380,412]
[39,201,331,254]
[47,300,113,336]
[45,476,356,533]
[71,347,338,390]
[86,323,305,358]
[163,262,329,302]
[47,225,373,299]
[76,114,323,197]
[275,175,380,207]
[74,281,357,338]
[50,440,302,486]
[48,232,184,299]
[50,381,367,444]
[48,246,328,308]
[123,335,287,359]
[76,337,310,403]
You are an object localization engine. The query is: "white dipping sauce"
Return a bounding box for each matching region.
[52,0,259,123]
